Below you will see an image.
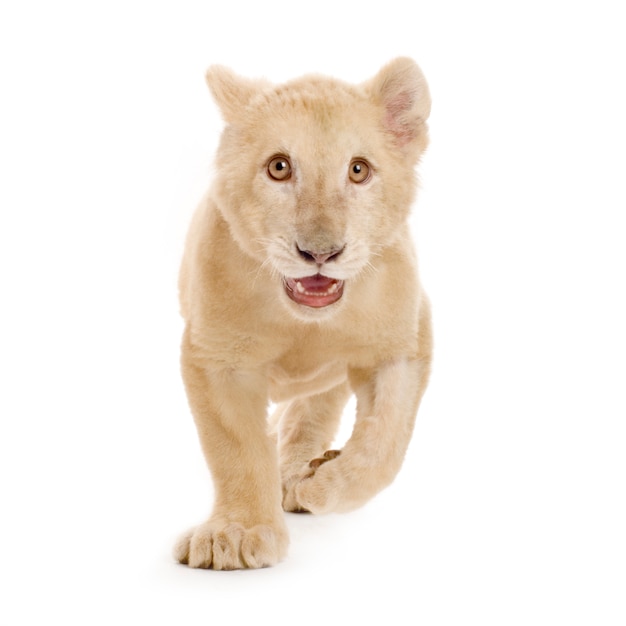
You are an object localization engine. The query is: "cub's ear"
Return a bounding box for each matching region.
[205,66,270,123]
[366,57,431,150]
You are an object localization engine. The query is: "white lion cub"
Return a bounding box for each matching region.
[174,58,433,570]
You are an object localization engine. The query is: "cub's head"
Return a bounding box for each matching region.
[205,58,430,321]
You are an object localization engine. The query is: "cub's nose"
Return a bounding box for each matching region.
[296,244,345,265]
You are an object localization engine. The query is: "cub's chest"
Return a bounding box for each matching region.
[264,325,349,399]
[265,326,391,402]
[268,356,347,403]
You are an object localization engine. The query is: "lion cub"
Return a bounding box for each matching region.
[174,58,432,570]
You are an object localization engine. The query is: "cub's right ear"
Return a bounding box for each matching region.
[205,66,269,123]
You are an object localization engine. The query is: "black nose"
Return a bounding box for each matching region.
[297,245,345,265]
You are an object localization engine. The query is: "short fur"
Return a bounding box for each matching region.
[174,58,433,570]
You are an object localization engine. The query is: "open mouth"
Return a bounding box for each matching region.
[284,274,345,308]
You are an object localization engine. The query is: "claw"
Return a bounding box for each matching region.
[308,449,341,469]
[323,449,341,460]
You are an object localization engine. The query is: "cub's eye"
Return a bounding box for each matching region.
[349,159,371,184]
[267,155,292,181]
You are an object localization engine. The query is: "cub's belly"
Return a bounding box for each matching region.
[268,361,347,403]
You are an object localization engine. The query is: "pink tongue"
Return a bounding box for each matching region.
[298,274,336,292]
[284,274,344,308]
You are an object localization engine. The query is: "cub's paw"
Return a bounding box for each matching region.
[173,520,288,570]
[282,450,342,514]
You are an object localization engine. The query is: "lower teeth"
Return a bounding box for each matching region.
[295,281,339,296]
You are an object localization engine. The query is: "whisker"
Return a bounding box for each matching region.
[250,257,277,291]
[360,260,379,278]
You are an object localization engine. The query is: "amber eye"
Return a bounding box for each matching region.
[267,155,292,181]
[349,159,371,183]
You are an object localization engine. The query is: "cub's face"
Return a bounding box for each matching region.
[207,61,430,320]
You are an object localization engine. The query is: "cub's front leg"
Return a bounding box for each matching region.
[173,328,288,570]
[293,354,431,514]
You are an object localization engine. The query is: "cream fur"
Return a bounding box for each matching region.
[173,58,433,570]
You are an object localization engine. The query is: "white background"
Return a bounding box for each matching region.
[1,1,624,624]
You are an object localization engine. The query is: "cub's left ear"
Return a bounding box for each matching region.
[366,57,431,151]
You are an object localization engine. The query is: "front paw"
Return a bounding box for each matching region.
[174,520,288,570]
[282,450,342,514]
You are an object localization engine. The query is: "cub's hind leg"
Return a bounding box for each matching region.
[276,381,351,512]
